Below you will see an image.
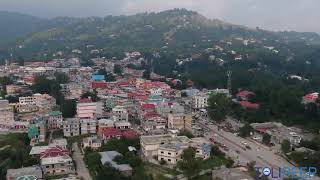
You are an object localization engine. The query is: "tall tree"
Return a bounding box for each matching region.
[208,93,231,122]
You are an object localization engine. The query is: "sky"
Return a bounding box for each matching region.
[0,0,319,33]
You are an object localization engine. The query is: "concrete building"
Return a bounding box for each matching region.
[82,136,102,151]
[77,98,102,119]
[80,119,97,135]
[47,111,63,130]
[63,118,80,137]
[112,106,128,121]
[41,155,74,176]
[0,100,14,129]
[191,94,208,109]
[141,135,211,165]
[6,166,43,180]
[167,113,192,130]
[18,93,55,112]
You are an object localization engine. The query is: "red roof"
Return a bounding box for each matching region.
[237,90,254,98]
[303,93,319,102]
[122,130,140,139]
[40,146,69,159]
[239,101,259,109]
[78,98,93,103]
[92,81,108,89]
[142,103,156,110]
[144,111,159,119]
[100,127,122,137]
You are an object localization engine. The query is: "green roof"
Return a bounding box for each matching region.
[28,126,39,139]
[49,111,62,116]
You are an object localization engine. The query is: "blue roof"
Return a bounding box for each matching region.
[92,75,105,81]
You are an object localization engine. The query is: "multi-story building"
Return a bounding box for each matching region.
[112,106,128,121]
[191,94,208,109]
[82,136,102,151]
[18,93,55,112]
[47,111,63,130]
[41,155,74,176]
[141,135,212,165]
[80,119,97,135]
[77,98,103,119]
[63,118,80,137]
[0,100,14,129]
[167,113,192,130]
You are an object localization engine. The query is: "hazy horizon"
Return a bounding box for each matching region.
[0,0,319,33]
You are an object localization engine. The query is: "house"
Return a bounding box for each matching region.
[80,119,97,135]
[191,94,208,109]
[140,135,211,165]
[112,106,128,121]
[41,155,74,176]
[302,92,319,104]
[6,166,43,180]
[77,98,102,119]
[167,113,193,130]
[0,100,14,129]
[99,151,132,176]
[99,127,122,140]
[47,111,63,130]
[63,118,80,137]
[114,121,132,130]
[82,136,102,151]
[236,90,254,101]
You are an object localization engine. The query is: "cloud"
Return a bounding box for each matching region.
[0,0,319,32]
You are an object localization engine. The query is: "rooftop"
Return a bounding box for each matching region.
[99,151,132,172]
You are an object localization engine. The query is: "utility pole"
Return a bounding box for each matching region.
[227,71,232,95]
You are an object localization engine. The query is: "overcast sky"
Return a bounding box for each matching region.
[0,0,319,33]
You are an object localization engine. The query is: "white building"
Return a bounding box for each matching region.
[191,94,208,109]
[112,106,128,121]
[80,119,97,135]
[41,155,74,175]
[0,100,14,129]
[63,118,80,137]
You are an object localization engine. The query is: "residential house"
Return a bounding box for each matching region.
[191,94,208,109]
[63,118,80,137]
[47,111,63,130]
[167,113,192,130]
[0,100,14,129]
[112,106,128,121]
[82,136,102,151]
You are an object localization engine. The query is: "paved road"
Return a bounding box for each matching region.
[197,118,320,180]
[72,143,92,180]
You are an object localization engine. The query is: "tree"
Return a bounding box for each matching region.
[81,91,99,102]
[208,93,232,122]
[281,139,291,153]
[178,147,201,178]
[238,123,254,138]
[210,145,225,158]
[32,75,51,94]
[262,133,271,146]
[60,99,76,118]
[142,69,151,80]
[114,64,123,75]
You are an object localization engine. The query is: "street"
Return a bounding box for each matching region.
[197,117,320,180]
[72,143,92,180]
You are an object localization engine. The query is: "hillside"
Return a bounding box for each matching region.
[0,9,319,59]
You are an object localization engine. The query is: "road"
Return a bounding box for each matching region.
[72,143,92,180]
[197,117,320,180]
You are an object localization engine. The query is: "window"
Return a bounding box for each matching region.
[161,151,164,154]
[168,159,171,162]
[168,152,171,155]
[196,150,200,153]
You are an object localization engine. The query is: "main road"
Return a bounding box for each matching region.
[197,117,320,180]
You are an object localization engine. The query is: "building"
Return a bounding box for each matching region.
[99,151,132,176]
[112,106,128,121]
[80,118,97,135]
[63,118,80,137]
[47,111,63,130]
[0,100,14,129]
[41,155,74,176]
[140,135,211,164]
[167,113,192,130]
[77,98,101,119]
[18,93,55,112]
[82,136,102,151]
[191,94,208,109]
[6,166,43,180]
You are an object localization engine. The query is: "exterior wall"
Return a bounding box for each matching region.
[63,120,80,137]
[0,100,14,129]
[77,102,97,119]
[192,95,208,109]
[80,119,97,135]
[157,148,181,165]
[42,161,74,175]
[112,106,128,121]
